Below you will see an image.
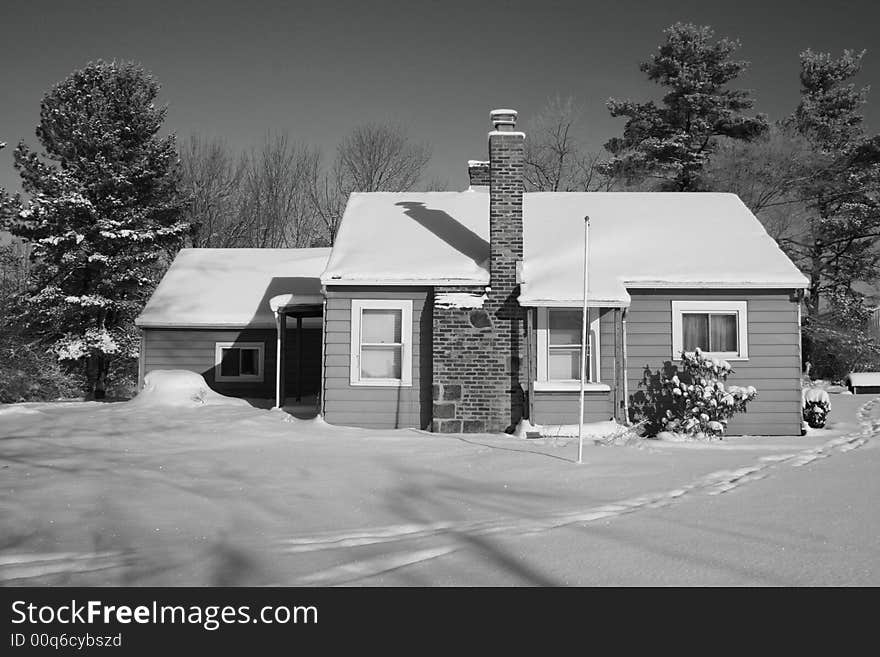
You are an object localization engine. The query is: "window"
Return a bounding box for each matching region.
[535,308,605,391]
[671,300,748,360]
[548,309,584,380]
[350,300,413,386]
[214,342,264,382]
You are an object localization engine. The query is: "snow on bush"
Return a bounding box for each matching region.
[802,387,831,429]
[654,348,757,439]
[132,370,250,408]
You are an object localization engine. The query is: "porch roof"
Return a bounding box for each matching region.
[136,248,331,329]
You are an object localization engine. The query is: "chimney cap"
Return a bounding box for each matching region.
[490,108,517,131]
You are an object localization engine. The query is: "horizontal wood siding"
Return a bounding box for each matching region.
[529,307,616,425]
[322,286,431,429]
[142,327,322,400]
[626,289,802,436]
[533,391,613,424]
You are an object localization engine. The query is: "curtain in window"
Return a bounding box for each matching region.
[683,313,737,352]
[682,314,709,351]
[710,314,737,352]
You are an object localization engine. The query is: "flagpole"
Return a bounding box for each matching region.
[578,215,590,465]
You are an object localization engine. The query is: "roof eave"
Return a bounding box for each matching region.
[321,276,490,287]
[518,299,630,308]
[623,279,809,289]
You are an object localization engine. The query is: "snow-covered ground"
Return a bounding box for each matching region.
[1,382,877,586]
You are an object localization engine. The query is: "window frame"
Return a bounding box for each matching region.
[349,299,413,387]
[535,307,606,392]
[671,300,749,361]
[214,341,265,382]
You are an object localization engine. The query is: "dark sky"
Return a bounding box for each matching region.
[2,0,879,193]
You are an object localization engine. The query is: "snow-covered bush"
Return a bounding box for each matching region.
[802,387,831,429]
[641,348,757,438]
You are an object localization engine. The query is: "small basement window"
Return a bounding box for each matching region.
[214,342,264,382]
[350,300,413,386]
[671,300,748,360]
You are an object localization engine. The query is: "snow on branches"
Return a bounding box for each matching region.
[2,60,186,397]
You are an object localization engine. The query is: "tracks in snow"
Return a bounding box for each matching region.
[0,551,127,584]
[3,398,877,586]
[280,397,880,585]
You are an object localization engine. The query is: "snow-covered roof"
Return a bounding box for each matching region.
[846,372,880,387]
[321,192,490,286]
[521,193,809,306]
[136,248,331,329]
[322,191,808,305]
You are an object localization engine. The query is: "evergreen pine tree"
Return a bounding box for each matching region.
[1,61,186,398]
[789,49,880,317]
[602,23,768,191]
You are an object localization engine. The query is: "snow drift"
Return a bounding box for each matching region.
[514,418,636,444]
[132,370,250,408]
[0,405,44,416]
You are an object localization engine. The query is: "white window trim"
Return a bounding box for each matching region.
[214,342,265,382]
[671,300,749,361]
[535,307,603,392]
[350,299,413,387]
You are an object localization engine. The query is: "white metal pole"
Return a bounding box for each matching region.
[275,310,282,409]
[578,216,591,464]
[621,308,631,425]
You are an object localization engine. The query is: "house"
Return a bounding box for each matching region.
[136,109,809,435]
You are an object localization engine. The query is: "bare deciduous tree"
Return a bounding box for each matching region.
[524,96,614,192]
[238,135,321,248]
[336,123,430,193]
[181,134,323,248]
[182,124,432,247]
[703,127,821,243]
[179,135,246,248]
[307,159,347,246]
[310,123,431,242]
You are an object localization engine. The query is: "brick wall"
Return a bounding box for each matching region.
[432,115,527,433]
[468,160,490,187]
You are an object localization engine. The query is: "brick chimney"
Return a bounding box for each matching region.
[488,109,524,294]
[467,160,490,189]
[431,109,527,434]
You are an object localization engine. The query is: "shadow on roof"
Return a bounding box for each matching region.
[249,276,323,321]
[395,201,489,266]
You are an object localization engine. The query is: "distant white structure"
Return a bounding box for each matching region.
[870,307,880,338]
